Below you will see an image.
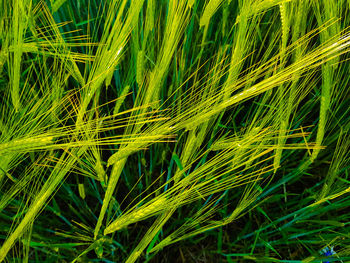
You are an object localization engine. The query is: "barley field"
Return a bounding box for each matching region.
[0,0,350,262]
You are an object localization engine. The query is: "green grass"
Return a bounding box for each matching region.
[1,0,350,262]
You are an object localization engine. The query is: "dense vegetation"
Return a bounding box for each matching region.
[1,0,350,262]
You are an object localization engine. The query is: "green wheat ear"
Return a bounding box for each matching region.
[311,0,340,163]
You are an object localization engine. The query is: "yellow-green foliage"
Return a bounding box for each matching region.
[1,1,350,262]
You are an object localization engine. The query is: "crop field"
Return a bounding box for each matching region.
[0,0,350,262]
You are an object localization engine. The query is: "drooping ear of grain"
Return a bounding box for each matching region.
[273,2,290,173]
[199,0,224,28]
[95,159,106,184]
[76,0,145,129]
[223,1,252,100]
[113,85,131,115]
[141,0,189,113]
[136,50,145,87]
[274,0,309,172]
[10,0,32,111]
[145,0,154,33]
[104,196,167,235]
[311,0,340,162]
[0,136,54,155]
[94,158,127,238]
[279,3,289,52]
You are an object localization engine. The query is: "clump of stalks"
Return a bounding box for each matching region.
[1,0,350,262]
